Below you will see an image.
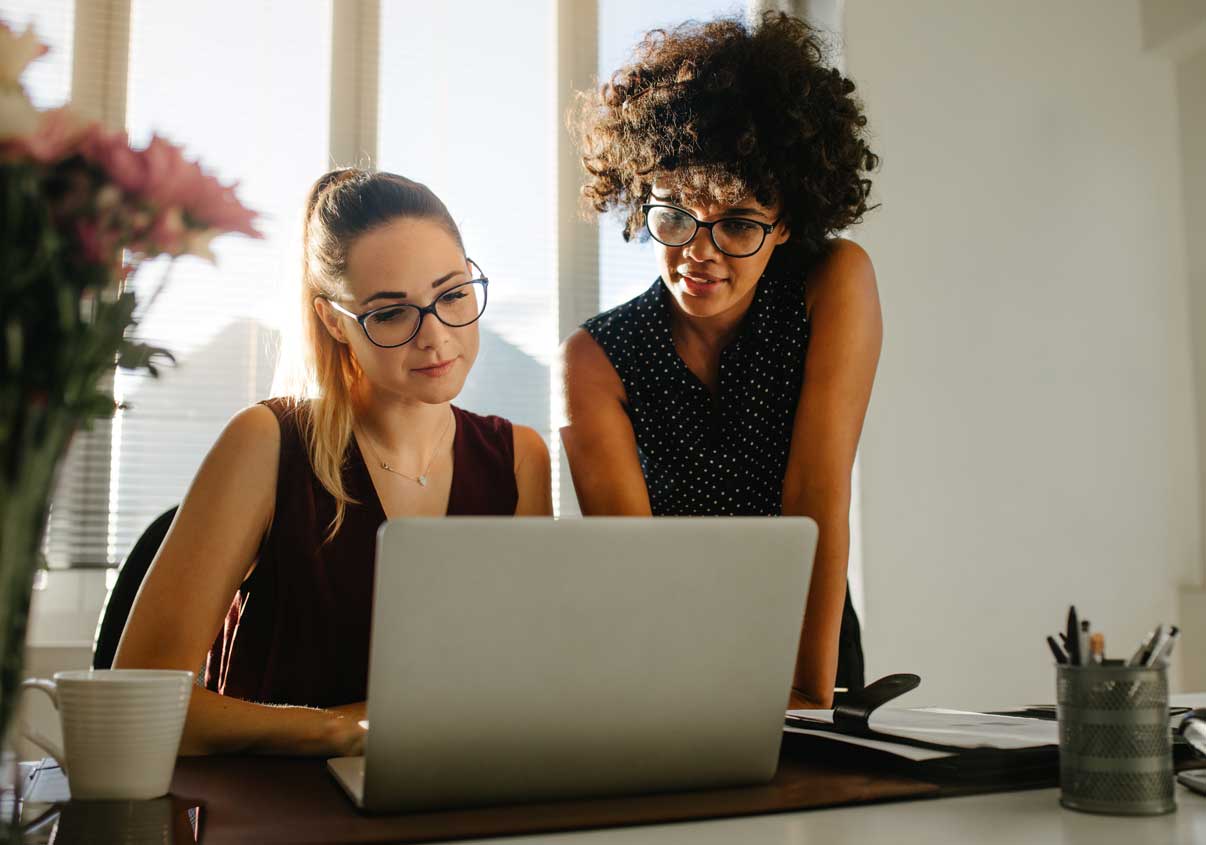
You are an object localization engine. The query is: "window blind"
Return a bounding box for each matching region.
[24,0,332,566]
[107,0,333,562]
[376,0,557,446]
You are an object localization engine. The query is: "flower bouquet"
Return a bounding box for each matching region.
[0,21,259,807]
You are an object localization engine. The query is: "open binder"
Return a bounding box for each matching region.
[785,674,1205,786]
[785,674,1058,785]
[783,726,1060,786]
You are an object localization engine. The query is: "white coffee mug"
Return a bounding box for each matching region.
[20,669,193,801]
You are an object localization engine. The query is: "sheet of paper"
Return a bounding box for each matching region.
[785,707,1058,750]
[783,725,953,762]
[22,759,70,804]
[931,701,1197,734]
[904,709,1059,748]
[785,709,835,722]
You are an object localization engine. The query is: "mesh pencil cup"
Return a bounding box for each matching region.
[1056,664,1174,815]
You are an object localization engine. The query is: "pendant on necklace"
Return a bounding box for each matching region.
[381,461,428,487]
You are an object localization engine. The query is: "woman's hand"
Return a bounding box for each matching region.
[789,688,829,710]
[322,701,368,757]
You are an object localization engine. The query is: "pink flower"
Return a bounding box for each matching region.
[137,135,201,206]
[0,106,98,163]
[138,135,261,239]
[181,175,261,238]
[81,128,153,196]
[81,132,261,242]
[141,207,187,256]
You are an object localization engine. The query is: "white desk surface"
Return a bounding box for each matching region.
[459,786,1206,845]
[460,693,1206,845]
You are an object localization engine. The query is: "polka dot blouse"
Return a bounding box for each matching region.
[583,274,810,517]
[583,272,867,692]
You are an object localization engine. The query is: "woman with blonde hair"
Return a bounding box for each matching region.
[116,168,552,756]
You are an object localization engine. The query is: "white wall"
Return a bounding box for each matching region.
[845,0,1201,706]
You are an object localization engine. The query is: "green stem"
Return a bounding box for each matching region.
[0,413,75,841]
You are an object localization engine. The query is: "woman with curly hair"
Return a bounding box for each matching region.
[561,12,880,709]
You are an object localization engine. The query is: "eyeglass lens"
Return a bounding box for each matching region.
[646,206,767,257]
[364,280,487,347]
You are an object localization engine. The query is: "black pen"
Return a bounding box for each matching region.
[1047,635,1068,664]
[1067,606,1081,666]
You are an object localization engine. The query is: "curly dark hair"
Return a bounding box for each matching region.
[575,11,878,267]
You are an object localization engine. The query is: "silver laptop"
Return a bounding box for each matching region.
[328,516,817,813]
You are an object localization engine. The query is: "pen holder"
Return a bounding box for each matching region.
[1056,664,1174,815]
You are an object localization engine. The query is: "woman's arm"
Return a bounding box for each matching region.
[559,329,653,515]
[113,405,366,756]
[782,239,882,709]
[513,424,553,516]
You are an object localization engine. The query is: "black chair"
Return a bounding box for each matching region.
[92,506,178,670]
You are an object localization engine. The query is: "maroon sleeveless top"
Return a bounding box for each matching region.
[204,398,518,707]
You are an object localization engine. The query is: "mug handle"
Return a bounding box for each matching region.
[19,679,67,773]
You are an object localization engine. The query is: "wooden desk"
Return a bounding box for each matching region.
[167,753,1206,844]
[18,693,1206,843]
[18,755,1206,845]
[167,749,937,844]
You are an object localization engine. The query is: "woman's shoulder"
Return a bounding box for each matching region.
[198,403,283,500]
[803,239,876,314]
[256,395,311,425]
[221,402,284,446]
[219,398,319,472]
[570,278,663,385]
[559,325,628,399]
[511,423,550,474]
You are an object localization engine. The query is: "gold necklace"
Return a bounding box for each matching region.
[359,409,453,488]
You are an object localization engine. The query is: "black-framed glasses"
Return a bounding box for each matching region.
[326,259,489,349]
[642,203,780,258]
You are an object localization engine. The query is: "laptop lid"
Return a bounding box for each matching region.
[361,516,816,812]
